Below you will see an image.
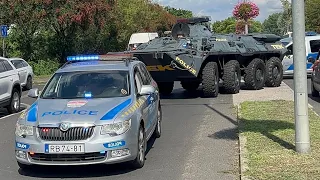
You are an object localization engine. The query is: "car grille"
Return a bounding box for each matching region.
[38,126,95,141]
[29,152,106,162]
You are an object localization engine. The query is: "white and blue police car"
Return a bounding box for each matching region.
[15,53,162,169]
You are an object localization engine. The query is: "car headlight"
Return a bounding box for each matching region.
[100,119,131,136]
[15,123,33,137]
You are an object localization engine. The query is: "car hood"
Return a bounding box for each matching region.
[24,97,133,126]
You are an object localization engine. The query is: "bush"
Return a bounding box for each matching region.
[28,59,60,76]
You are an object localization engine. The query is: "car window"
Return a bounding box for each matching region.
[2,60,13,71]
[310,40,320,53]
[0,60,6,73]
[21,60,29,67]
[40,70,130,99]
[138,63,151,85]
[285,44,293,56]
[134,68,143,93]
[11,60,25,69]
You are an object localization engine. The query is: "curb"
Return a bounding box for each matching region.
[237,104,252,180]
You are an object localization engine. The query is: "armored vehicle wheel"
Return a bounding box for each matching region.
[181,81,200,92]
[244,58,266,90]
[158,82,174,95]
[222,60,241,94]
[265,57,283,87]
[202,61,219,97]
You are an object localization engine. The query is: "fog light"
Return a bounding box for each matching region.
[111,149,130,158]
[16,150,27,159]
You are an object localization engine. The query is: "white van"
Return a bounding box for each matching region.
[127,33,158,51]
[282,35,320,76]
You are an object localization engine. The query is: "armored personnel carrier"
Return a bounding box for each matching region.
[129,17,287,97]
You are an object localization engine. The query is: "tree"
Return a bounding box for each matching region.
[164,6,193,18]
[305,0,320,32]
[212,17,237,34]
[277,0,292,35]
[262,13,282,36]
[212,17,262,34]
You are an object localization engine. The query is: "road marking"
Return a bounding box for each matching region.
[0,103,30,120]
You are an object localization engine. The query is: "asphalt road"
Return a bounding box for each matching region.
[283,78,320,115]
[0,82,239,180]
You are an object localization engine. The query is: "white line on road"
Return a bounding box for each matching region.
[0,103,31,120]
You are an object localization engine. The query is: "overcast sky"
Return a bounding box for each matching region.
[154,0,286,22]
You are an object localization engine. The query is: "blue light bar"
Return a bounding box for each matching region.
[306,31,317,36]
[66,55,99,61]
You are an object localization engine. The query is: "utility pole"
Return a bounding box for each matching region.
[292,0,310,154]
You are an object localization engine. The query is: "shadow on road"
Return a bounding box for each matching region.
[0,105,27,118]
[207,106,295,150]
[18,136,157,178]
[308,94,320,103]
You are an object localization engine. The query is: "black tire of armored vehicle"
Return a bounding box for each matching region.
[265,57,283,87]
[222,60,241,94]
[244,58,266,90]
[202,61,219,97]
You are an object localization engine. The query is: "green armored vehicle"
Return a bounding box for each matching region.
[128,17,287,97]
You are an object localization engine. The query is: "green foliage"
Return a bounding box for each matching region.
[28,59,60,76]
[212,17,262,34]
[212,17,237,34]
[164,6,193,18]
[1,1,179,75]
[262,13,282,36]
[263,0,320,36]
[305,0,320,32]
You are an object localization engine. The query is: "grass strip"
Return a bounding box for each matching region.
[238,100,320,180]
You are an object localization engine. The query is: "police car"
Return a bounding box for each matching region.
[282,32,320,76]
[15,53,162,169]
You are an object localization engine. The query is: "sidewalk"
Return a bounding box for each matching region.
[233,82,294,106]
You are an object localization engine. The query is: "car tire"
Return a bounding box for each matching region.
[311,80,319,97]
[25,76,33,90]
[7,88,21,114]
[153,103,162,138]
[130,125,146,169]
[244,58,266,90]
[265,57,283,87]
[202,61,219,97]
[222,60,241,94]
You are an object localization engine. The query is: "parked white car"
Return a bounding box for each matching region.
[0,57,22,114]
[8,58,33,90]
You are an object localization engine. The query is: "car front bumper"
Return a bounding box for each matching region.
[15,127,139,166]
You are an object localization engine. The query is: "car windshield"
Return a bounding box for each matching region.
[40,70,130,99]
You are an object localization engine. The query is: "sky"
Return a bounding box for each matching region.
[154,0,286,22]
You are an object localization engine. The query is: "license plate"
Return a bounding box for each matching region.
[45,144,85,154]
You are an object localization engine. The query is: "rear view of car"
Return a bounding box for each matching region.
[0,57,21,114]
[8,58,34,90]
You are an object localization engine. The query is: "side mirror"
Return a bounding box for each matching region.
[139,85,156,96]
[28,88,39,98]
[308,57,316,64]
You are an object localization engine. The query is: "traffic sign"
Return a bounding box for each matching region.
[1,25,8,38]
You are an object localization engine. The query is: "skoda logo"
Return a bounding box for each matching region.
[60,122,71,132]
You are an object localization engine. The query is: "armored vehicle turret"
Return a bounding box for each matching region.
[127,17,287,97]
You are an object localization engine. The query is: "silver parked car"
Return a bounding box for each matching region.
[15,53,162,169]
[0,57,22,114]
[8,58,34,90]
